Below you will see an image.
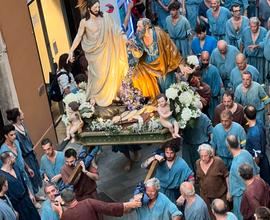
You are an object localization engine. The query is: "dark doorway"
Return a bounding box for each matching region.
[62,0,81,41]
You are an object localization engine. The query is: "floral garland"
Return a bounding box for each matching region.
[119,67,145,111]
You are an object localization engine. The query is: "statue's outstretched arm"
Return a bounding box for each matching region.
[67,19,86,62]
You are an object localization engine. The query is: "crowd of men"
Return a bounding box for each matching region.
[1,0,270,219]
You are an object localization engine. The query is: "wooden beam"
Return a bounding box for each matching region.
[144,160,158,183]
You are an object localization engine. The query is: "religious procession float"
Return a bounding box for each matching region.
[62,56,202,147]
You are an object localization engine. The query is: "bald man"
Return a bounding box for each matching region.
[229,53,260,91]
[211,199,237,220]
[178,182,211,220]
[210,40,239,88]
[206,0,231,40]
[201,51,224,120]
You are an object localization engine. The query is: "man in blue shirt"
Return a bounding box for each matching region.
[41,182,61,220]
[227,135,260,220]
[40,138,65,188]
[211,109,246,169]
[210,40,239,88]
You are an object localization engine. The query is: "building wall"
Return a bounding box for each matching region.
[0,0,57,158]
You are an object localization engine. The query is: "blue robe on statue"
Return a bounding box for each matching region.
[41,200,59,220]
[134,29,176,94]
[182,113,213,172]
[155,156,193,203]
[135,192,182,220]
[229,64,260,91]
[246,120,270,185]
[166,15,191,58]
[225,16,249,49]
[40,151,65,188]
[186,0,203,30]
[235,81,270,124]
[184,194,211,220]
[206,7,231,40]
[241,26,267,82]
[210,45,239,88]
[191,35,217,56]
[211,122,246,169]
[201,64,224,120]
[0,165,40,220]
[15,127,42,194]
[229,150,260,220]
[155,0,171,30]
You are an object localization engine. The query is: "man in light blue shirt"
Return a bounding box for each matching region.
[227,135,260,220]
[41,182,60,220]
[210,40,239,88]
[211,109,246,169]
[135,177,182,220]
[40,138,65,188]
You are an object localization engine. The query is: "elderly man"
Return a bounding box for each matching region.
[41,182,61,220]
[239,163,270,220]
[211,199,237,220]
[178,182,211,220]
[229,53,260,91]
[61,148,99,201]
[182,112,213,172]
[206,0,231,40]
[225,4,249,49]
[235,71,270,124]
[200,51,224,120]
[166,2,191,58]
[213,90,246,127]
[142,140,194,203]
[135,178,182,220]
[227,135,260,220]
[130,17,191,100]
[211,110,246,168]
[40,138,65,188]
[58,188,141,220]
[210,40,239,88]
[196,144,229,218]
[241,17,267,82]
[244,105,270,185]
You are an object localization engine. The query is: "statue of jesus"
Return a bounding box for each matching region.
[67,0,129,107]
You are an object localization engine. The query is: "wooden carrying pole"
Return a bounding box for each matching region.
[144,160,158,183]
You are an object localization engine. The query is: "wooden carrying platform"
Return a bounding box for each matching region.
[76,128,173,146]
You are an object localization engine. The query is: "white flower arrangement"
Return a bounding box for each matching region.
[127,117,163,133]
[166,82,201,129]
[79,102,95,119]
[187,55,199,68]
[88,118,122,134]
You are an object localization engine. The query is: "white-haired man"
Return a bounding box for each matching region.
[135,177,182,220]
[241,17,267,82]
[178,181,211,220]
[196,144,229,218]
